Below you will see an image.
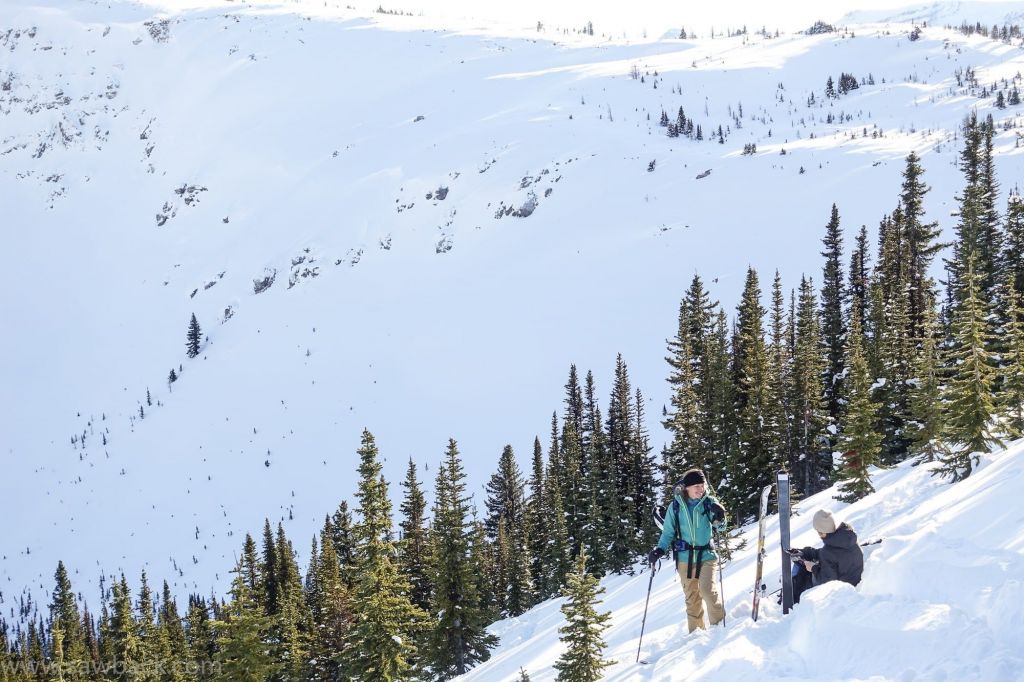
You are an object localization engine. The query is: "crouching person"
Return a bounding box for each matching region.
[647,468,728,632]
[795,509,864,592]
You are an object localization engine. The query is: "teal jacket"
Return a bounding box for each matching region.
[656,494,727,564]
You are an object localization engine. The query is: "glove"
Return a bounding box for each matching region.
[647,547,665,567]
[787,547,803,560]
[703,499,726,523]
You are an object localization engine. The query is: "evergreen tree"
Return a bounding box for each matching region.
[469,512,500,625]
[330,501,357,589]
[703,309,736,491]
[158,581,189,682]
[542,434,573,596]
[260,520,279,615]
[307,520,351,682]
[427,439,498,679]
[1002,279,1024,434]
[484,445,527,542]
[939,258,1003,481]
[184,596,217,681]
[976,116,1003,300]
[523,436,549,603]
[48,561,87,681]
[849,225,871,338]
[215,566,281,682]
[604,355,637,572]
[398,458,431,613]
[582,371,611,573]
[1004,194,1024,302]
[663,287,704,491]
[767,271,792,485]
[273,524,310,682]
[730,268,780,520]
[899,151,943,340]
[820,204,848,436]
[907,305,947,465]
[108,575,140,681]
[345,430,424,681]
[836,301,883,502]
[135,570,160,682]
[872,208,915,464]
[552,552,613,682]
[631,387,658,550]
[186,313,202,359]
[560,421,585,556]
[792,276,830,494]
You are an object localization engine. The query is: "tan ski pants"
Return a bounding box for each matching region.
[677,558,725,632]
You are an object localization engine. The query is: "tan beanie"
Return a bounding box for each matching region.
[813,509,837,535]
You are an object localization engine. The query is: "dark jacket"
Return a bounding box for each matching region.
[802,522,863,588]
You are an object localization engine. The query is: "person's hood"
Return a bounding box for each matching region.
[823,522,858,550]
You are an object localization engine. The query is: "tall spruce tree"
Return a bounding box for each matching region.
[872,208,915,463]
[484,446,526,541]
[524,436,549,602]
[427,439,498,679]
[158,580,189,682]
[768,271,793,483]
[49,561,87,681]
[260,520,279,615]
[899,151,943,340]
[663,291,704,493]
[703,309,736,491]
[543,434,573,596]
[939,258,1003,481]
[215,564,281,682]
[484,444,533,614]
[907,305,947,465]
[273,524,310,682]
[631,387,658,550]
[186,313,202,359]
[849,225,872,338]
[345,430,424,681]
[1002,279,1024,435]
[136,570,160,682]
[185,595,217,680]
[730,268,780,520]
[398,458,431,613]
[307,520,351,682]
[836,301,883,502]
[604,355,640,572]
[107,575,140,680]
[791,276,830,494]
[552,551,613,682]
[1004,194,1024,302]
[976,116,1003,300]
[582,371,612,574]
[330,501,357,589]
[820,204,848,437]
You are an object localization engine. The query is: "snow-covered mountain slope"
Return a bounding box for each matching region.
[3,0,1024,600]
[461,440,1024,681]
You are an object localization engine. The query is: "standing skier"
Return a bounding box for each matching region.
[647,469,728,632]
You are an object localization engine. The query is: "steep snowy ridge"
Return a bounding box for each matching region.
[3,0,1024,607]
[461,441,1024,681]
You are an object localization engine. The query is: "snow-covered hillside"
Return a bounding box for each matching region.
[3,0,1024,602]
[461,440,1024,681]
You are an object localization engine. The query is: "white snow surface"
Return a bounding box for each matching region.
[461,440,1024,681]
[3,0,1024,605]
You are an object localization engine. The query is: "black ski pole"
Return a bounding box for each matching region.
[636,559,660,663]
